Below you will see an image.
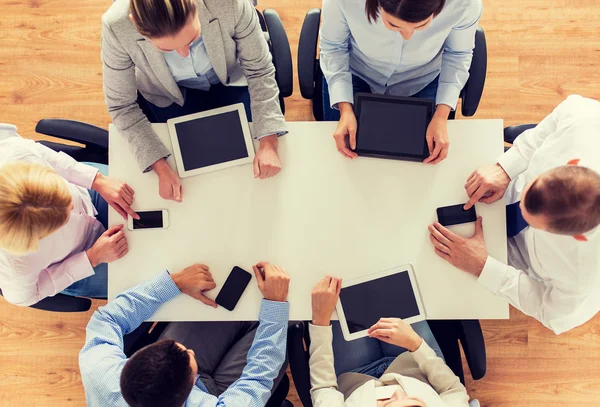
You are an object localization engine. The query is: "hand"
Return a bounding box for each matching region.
[253,135,281,179]
[252,262,290,302]
[92,173,139,220]
[152,158,182,202]
[86,224,128,267]
[423,106,450,164]
[171,264,217,307]
[428,217,488,277]
[332,103,358,159]
[464,163,511,210]
[368,318,423,351]
[311,276,342,326]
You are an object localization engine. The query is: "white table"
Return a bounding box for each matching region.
[109,121,509,321]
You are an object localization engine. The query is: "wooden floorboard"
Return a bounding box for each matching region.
[1,0,599,406]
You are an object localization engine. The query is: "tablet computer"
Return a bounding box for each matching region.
[167,103,255,178]
[335,264,426,341]
[354,93,434,162]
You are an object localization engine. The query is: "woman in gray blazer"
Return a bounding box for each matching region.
[102,0,288,201]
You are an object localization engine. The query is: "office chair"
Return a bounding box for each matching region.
[288,320,485,407]
[297,8,487,121]
[504,123,536,144]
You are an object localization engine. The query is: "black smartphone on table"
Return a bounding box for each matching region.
[436,204,477,227]
[215,266,253,311]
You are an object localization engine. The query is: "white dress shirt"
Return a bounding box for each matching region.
[0,132,105,306]
[478,95,600,334]
[320,0,482,109]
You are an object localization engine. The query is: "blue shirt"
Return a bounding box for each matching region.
[79,270,290,407]
[320,0,482,109]
[164,37,221,91]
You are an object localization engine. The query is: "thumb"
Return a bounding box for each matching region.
[105,224,125,236]
[173,184,182,202]
[475,216,484,236]
[253,266,265,286]
[195,292,217,308]
[349,126,357,150]
[253,156,260,179]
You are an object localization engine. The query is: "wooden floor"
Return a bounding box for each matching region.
[0,0,599,406]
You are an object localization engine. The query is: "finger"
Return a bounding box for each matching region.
[349,126,357,150]
[335,278,342,296]
[196,293,218,308]
[475,216,484,236]
[121,190,134,206]
[480,190,503,204]
[253,156,260,179]
[125,184,135,196]
[253,265,265,284]
[117,238,128,250]
[271,165,281,177]
[111,203,127,220]
[429,234,451,254]
[433,222,460,242]
[434,247,451,261]
[173,184,182,203]
[202,280,217,291]
[464,173,478,190]
[466,181,481,199]
[368,321,393,333]
[327,276,335,289]
[337,146,354,159]
[104,223,125,236]
[118,246,129,257]
[464,186,488,210]
[110,230,125,243]
[426,133,434,155]
[428,224,453,247]
[119,199,139,220]
[368,328,393,338]
[198,264,209,272]
[423,143,442,164]
[428,144,449,165]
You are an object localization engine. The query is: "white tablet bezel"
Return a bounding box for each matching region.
[167,103,255,179]
[335,264,427,341]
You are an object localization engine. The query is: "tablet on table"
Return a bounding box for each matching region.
[167,103,255,178]
[336,264,426,341]
[354,93,434,162]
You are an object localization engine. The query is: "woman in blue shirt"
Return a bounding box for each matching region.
[321,0,482,164]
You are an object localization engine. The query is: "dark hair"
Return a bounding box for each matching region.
[365,0,446,24]
[130,0,197,38]
[120,340,195,407]
[524,166,600,235]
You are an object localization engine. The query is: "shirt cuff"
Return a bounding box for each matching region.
[256,131,288,140]
[477,256,508,294]
[153,270,183,302]
[435,83,461,111]
[71,160,100,189]
[497,147,528,180]
[70,251,97,281]
[410,339,438,363]
[258,299,290,324]
[328,80,355,110]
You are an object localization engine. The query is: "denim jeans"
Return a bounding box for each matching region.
[60,162,109,299]
[142,84,252,123]
[322,75,440,121]
[331,320,444,377]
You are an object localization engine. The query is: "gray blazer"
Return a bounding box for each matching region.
[102,0,287,171]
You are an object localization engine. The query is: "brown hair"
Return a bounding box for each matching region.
[130,0,197,38]
[0,163,72,254]
[365,0,446,24]
[524,166,600,235]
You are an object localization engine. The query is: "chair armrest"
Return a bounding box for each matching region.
[35,119,108,150]
[298,8,321,100]
[263,9,293,98]
[30,293,92,312]
[458,320,486,380]
[460,27,487,117]
[504,124,537,144]
[288,322,313,407]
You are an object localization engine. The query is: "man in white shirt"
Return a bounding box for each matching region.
[428,95,600,334]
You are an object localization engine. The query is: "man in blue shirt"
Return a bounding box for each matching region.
[79,262,290,407]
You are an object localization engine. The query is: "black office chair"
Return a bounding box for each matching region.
[504,123,536,145]
[297,8,487,121]
[288,320,486,407]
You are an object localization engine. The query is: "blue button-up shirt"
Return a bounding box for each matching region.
[164,36,221,91]
[320,0,482,109]
[79,270,289,407]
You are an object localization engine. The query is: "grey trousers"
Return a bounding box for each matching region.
[158,321,287,397]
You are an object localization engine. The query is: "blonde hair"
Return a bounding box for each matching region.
[0,163,72,254]
[130,0,197,38]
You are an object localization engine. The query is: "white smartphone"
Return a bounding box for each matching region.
[127,209,169,231]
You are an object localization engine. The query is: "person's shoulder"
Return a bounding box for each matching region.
[560,94,600,112]
[102,0,132,28]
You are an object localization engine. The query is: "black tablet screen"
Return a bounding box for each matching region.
[357,100,429,157]
[339,271,420,334]
[174,111,249,171]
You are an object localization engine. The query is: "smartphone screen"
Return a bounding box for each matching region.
[437,204,476,227]
[133,211,164,229]
[215,266,252,311]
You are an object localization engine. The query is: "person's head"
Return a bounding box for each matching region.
[520,164,600,238]
[365,0,445,40]
[0,163,72,254]
[120,340,198,407]
[377,389,426,407]
[129,0,200,57]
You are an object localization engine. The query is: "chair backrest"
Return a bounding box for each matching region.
[460,26,487,117]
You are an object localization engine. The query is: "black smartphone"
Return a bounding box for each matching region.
[215,266,253,311]
[436,204,477,227]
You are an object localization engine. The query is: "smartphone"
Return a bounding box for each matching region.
[215,266,253,311]
[127,209,169,231]
[436,204,476,227]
